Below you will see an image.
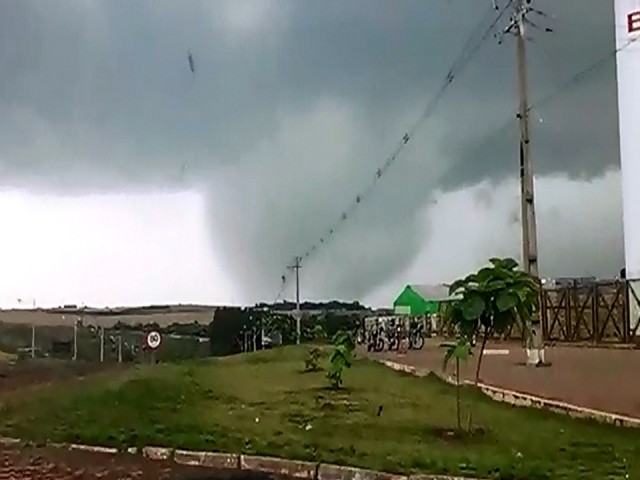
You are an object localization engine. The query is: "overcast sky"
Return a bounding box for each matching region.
[0,0,626,307]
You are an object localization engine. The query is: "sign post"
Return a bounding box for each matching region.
[145,331,162,364]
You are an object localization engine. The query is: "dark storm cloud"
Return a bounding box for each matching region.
[0,0,622,302]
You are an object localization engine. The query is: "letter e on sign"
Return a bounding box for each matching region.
[628,10,640,34]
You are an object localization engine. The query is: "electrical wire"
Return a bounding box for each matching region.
[272,0,517,304]
[470,33,640,158]
[531,35,639,112]
[274,4,640,306]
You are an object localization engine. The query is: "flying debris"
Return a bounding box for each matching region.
[187,51,195,76]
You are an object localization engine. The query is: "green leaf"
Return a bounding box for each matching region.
[496,291,518,312]
[475,267,495,285]
[448,279,466,295]
[485,280,507,291]
[489,257,519,270]
[462,295,485,320]
[443,339,472,370]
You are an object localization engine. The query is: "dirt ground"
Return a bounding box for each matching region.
[0,445,286,480]
[368,339,640,418]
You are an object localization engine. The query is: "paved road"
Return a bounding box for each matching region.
[367,339,640,418]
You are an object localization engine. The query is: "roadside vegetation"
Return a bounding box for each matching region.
[0,346,638,479]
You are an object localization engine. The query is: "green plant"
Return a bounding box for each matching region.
[443,339,473,431]
[444,257,539,383]
[303,346,322,372]
[311,324,327,343]
[262,313,297,345]
[326,330,355,388]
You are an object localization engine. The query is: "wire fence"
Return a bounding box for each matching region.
[0,321,210,364]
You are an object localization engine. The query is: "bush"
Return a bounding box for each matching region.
[326,330,355,388]
[303,347,322,372]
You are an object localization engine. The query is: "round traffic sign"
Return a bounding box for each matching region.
[145,331,162,350]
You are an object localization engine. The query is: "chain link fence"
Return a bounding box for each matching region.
[0,321,210,363]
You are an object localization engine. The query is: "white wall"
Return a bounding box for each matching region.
[614,0,640,334]
[614,0,640,279]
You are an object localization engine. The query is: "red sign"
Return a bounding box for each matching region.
[628,10,640,33]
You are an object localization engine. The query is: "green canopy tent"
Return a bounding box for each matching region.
[393,284,457,316]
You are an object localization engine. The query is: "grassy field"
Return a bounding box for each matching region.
[0,347,638,479]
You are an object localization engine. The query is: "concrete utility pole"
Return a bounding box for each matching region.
[515,0,539,279]
[99,326,105,362]
[512,0,546,364]
[73,318,78,361]
[288,256,302,343]
[30,324,35,359]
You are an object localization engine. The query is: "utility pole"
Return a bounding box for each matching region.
[515,0,539,279]
[288,256,302,343]
[30,324,35,359]
[73,318,78,361]
[99,325,105,362]
[511,0,547,364]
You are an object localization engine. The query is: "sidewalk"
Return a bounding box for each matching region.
[368,340,640,418]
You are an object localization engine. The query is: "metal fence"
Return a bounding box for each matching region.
[540,280,640,344]
[435,280,640,345]
[0,321,210,363]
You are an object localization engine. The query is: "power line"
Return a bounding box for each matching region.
[272,0,516,304]
[469,33,640,158]
[274,15,638,307]
[532,35,639,112]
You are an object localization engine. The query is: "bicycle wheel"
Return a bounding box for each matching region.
[411,334,424,350]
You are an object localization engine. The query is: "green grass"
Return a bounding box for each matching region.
[0,347,638,480]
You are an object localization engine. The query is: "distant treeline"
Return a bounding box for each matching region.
[105,302,370,358]
[46,304,213,316]
[42,300,368,316]
[112,321,209,337]
[256,300,368,311]
[207,307,366,357]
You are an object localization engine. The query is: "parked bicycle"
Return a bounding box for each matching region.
[385,319,403,351]
[408,319,425,350]
[366,323,385,352]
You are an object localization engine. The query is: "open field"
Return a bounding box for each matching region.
[0,347,638,479]
[370,339,640,418]
[0,305,217,328]
[0,359,121,394]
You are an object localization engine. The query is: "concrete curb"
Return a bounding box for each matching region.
[377,358,640,428]
[0,438,483,480]
[241,455,316,479]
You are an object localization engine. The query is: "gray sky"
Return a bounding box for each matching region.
[0,0,625,305]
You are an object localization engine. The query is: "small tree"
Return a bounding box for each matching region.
[443,339,473,431]
[263,313,297,345]
[326,330,354,388]
[444,257,539,383]
[304,346,322,372]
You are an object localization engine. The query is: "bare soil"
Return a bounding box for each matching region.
[0,445,286,480]
[369,339,640,418]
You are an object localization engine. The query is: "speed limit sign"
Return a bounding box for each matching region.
[145,331,162,350]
